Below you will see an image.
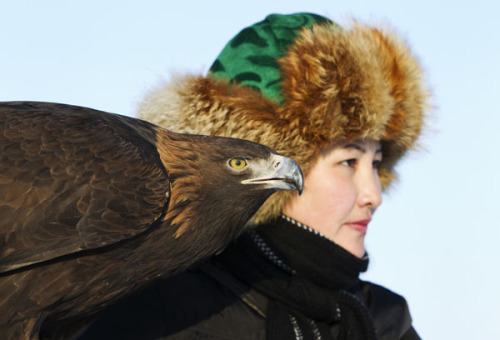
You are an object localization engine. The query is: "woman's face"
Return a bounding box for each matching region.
[282,139,383,258]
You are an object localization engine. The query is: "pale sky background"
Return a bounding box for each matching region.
[1,1,498,339]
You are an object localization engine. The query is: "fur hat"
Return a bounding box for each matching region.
[138,13,430,223]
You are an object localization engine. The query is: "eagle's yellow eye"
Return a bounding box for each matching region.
[229,158,247,170]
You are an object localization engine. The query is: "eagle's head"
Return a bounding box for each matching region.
[156,130,303,250]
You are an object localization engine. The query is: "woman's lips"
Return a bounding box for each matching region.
[346,219,370,235]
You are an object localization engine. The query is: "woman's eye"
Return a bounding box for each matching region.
[340,159,356,167]
[373,159,382,169]
[229,158,247,170]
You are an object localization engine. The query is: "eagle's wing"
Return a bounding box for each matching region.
[0,102,170,273]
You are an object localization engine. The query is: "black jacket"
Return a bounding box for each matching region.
[80,261,419,340]
[78,217,420,340]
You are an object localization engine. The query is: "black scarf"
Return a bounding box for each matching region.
[215,215,378,340]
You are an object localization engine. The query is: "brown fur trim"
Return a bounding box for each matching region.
[138,20,430,223]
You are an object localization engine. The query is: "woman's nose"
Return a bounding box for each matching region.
[357,170,383,210]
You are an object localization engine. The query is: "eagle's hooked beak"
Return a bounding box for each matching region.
[242,154,304,195]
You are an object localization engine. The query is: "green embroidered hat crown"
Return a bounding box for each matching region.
[209,13,332,104]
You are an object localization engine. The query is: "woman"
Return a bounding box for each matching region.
[78,12,429,340]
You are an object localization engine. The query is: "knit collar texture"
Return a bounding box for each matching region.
[257,215,369,290]
[215,215,377,340]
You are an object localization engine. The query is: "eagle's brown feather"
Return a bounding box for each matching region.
[0,102,168,272]
[0,101,303,339]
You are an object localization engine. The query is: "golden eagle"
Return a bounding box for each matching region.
[0,101,303,339]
